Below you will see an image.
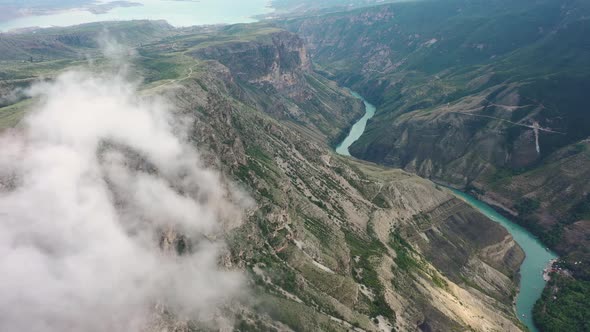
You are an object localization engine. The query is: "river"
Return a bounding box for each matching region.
[0,0,273,32]
[335,91,376,156]
[335,91,558,332]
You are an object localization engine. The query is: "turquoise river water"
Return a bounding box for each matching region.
[335,91,376,156]
[335,91,558,332]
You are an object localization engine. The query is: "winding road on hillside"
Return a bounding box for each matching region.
[151,64,196,90]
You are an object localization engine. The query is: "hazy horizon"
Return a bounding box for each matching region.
[0,0,274,32]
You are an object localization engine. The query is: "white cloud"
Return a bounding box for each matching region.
[0,59,244,331]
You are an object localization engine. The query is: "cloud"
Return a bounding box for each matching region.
[0,56,244,331]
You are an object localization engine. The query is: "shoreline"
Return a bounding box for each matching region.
[543,259,558,281]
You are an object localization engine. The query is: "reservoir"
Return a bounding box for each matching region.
[336,91,558,332]
[0,0,273,32]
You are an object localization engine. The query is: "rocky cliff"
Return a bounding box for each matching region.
[182,25,365,144]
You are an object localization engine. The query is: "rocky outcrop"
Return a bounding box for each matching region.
[186,28,364,144]
[192,31,312,101]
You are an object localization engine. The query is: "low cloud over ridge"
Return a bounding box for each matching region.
[0,64,244,331]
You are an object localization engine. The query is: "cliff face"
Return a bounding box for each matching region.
[193,31,312,99]
[186,27,364,144]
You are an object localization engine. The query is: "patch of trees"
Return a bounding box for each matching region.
[515,197,540,216]
[533,274,590,332]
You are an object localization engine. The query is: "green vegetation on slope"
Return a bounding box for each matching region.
[345,230,396,321]
[534,274,590,332]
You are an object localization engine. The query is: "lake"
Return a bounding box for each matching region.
[0,0,274,32]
